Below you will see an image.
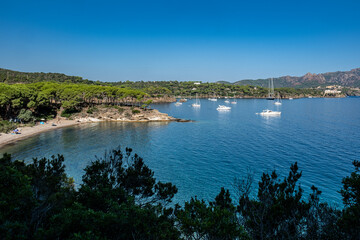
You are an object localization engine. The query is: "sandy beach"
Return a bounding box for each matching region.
[0,118,187,148]
[0,120,83,148]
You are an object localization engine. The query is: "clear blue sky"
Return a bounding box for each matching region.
[1,0,359,82]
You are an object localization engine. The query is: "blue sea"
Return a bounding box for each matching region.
[1,98,360,206]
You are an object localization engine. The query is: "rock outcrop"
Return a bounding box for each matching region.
[69,105,187,123]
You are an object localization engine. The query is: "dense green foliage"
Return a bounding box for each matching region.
[0,148,359,239]
[114,81,267,97]
[0,82,147,121]
[0,68,324,99]
[111,81,322,98]
[0,68,96,84]
[0,120,19,133]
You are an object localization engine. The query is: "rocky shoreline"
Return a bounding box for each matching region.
[71,105,189,122]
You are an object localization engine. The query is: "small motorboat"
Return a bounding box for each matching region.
[257,109,281,116]
[175,102,182,106]
[225,100,230,103]
[217,105,231,111]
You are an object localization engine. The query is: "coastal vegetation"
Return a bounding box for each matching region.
[111,81,323,98]
[0,68,96,85]
[0,82,147,123]
[1,147,359,239]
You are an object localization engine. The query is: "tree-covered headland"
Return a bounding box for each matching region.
[1,147,359,239]
[0,82,149,132]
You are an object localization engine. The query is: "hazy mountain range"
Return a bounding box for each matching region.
[218,68,360,88]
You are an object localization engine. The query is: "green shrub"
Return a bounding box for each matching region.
[132,109,140,114]
[112,105,125,113]
[86,107,98,114]
[0,121,18,133]
[60,112,71,118]
[61,108,79,118]
[117,107,125,113]
[17,109,34,122]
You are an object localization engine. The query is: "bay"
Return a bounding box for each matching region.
[1,98,360,206]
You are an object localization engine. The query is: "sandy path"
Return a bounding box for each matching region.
[0,120,81,148]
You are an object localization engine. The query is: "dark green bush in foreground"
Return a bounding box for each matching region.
[0,148,359,239]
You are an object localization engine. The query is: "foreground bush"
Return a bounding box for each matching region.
[0,149,359,239]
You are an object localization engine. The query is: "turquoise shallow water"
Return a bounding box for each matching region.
[1,98,360,206]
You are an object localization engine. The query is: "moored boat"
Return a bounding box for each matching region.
[217,105,231,111]
[192,93,201,108]
[258,109,281,116]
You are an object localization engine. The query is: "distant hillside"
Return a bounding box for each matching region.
[3,67,360,88]
[231,68,360,88]
[0,68,96,84]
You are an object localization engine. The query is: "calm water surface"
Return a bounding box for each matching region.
[1,98,360,206]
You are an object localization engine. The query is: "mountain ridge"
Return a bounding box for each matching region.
[225,68,360,88]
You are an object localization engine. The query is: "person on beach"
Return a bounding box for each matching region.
[13,128,21,134]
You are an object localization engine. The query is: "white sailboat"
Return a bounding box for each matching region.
[266,78,275,100]
[274,93,282,105]
[224,93,230,103]
[192,93,201,108]
[208,92,217,101]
